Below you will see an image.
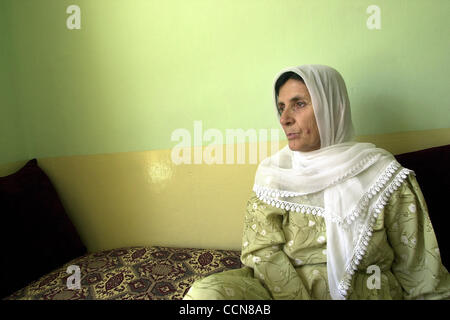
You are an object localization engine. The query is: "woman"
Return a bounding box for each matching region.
[184,64,450,300]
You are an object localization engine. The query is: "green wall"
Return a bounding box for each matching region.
[1,0,449,164]
[0,1,27,164]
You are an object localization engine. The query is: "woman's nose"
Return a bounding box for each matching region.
[280,109,293,126]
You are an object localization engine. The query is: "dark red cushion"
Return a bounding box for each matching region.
[0,159,87,298]
[395,144,450,268]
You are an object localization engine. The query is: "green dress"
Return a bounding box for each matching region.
[184,175,450,300]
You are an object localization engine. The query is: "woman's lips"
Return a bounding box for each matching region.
[287,133,299,140]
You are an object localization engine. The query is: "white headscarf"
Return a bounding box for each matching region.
[253,64,414,299]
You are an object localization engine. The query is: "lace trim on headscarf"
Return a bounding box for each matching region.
[338,167,414,298]
[254,161,413,226]
[254,151,381,201]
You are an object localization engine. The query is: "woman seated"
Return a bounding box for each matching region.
[184,64,450,300]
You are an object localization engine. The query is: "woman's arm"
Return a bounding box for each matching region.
[384,174,450,299]
[240,193,311,299]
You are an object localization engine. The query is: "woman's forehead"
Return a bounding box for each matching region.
[277,80,311,103]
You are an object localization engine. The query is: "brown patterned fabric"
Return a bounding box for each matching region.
[3,246,242,300]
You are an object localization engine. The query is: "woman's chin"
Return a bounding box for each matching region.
[288,140,319,152]
[288,140,303,152]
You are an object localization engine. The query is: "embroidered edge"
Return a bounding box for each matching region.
[254,152,380,198]
[337,167,414,298]
[340,160,402,226]
[253,185,326,217]
[254,160,411,227]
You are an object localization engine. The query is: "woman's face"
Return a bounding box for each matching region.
[277,79,321,152]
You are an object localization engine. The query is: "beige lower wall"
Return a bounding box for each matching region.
[1,128,449,252]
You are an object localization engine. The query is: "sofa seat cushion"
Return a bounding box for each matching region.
[4,246,242,300]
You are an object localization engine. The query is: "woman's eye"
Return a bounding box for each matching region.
[278,102,304,114]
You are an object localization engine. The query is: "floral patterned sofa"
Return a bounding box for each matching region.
[4,246,242,300]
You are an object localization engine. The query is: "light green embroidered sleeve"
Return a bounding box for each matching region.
[240,193,311,299]
[384,174,450,300]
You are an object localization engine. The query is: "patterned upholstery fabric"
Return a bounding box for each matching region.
[4,246,242,300]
